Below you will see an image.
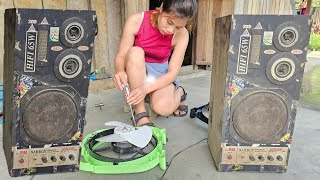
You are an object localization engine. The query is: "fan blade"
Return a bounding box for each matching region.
[95,133,126,143]
[104,121,132,128]
[123,126,152,148]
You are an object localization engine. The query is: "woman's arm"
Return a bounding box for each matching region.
[114,13,142,89]
[144,28,189,93]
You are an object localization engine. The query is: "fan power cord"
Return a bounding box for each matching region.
[160,138,208,180]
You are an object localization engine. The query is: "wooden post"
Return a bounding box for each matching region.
[234,0,292,15]
[66,0,89,10]
[90,0,109,79]
[12,0,43,8]
[196,0,230,65]
[105,0,122,76]
[121,0,149,27]
[307,0,313,14]
[42,0,67,9]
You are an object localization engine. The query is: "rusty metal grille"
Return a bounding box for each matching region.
[23,90,78,144]
[232,91,288,143]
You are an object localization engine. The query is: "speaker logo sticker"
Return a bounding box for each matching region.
[237,29,251,74]
[24,24,37,72]
[49,27,59,42]
[262,31,273,46]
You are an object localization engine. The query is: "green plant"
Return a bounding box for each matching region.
[301,66,320,108]
[308,33,320,51]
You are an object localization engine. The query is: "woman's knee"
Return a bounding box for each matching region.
[150,98,175,116]
[126,47,144,62]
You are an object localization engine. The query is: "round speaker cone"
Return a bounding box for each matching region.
[66,24,82,42]
[232,91,288,143]
[58,54,83,79]
[62,57,80,75]
[64,22,84,44]
[23,90,78,143]
[280,29,297,47]
[266,53,298,85]
[60,17,86,47]
[274,22,300,51]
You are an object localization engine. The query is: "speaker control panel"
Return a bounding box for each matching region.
[221,146,288,166]
[12,145,80,169]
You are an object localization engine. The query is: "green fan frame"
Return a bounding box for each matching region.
[80,127,166,174]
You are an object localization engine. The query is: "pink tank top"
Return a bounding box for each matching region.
[134,10,174,63]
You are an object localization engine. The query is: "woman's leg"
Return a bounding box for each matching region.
[125,46,150,126]
[150,84,186,116]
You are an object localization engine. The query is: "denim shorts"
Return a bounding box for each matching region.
[145,61,179,89]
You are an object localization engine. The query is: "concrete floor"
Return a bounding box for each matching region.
[1,65,320,180]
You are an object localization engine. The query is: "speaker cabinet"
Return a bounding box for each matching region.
[208,15,311,172]
[3,9,97,177]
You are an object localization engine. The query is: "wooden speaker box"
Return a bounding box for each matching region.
[208,15,311,172]
[3,8,96,177]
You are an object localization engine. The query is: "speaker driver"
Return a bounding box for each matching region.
[60,17,86,47]
[266,52,299,85]
[279,28,298,47]
[65,22,84,43]
[60,54,82,78]
[232,91,288,143]
[23,89,78,144]
[54,49,86,82]
[274,22,300,51]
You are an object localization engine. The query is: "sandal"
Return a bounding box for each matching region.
[173,86,188,117]
[133,112,155,127]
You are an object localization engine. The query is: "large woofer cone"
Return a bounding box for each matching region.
[232,91,288,143]
[23,89,78,144]
[274,22,300,51]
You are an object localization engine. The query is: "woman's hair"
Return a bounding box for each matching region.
[151,0,198,32]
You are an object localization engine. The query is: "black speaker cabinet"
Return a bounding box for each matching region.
[208,15,311,172]
[3,9,97,177]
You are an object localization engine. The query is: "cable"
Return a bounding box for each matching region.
[160,138,208,180]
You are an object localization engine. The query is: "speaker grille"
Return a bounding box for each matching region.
[232,91,288,143]
[23,90,78,143]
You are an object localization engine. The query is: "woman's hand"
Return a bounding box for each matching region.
[113,71,128,91]
[127,85,147,105]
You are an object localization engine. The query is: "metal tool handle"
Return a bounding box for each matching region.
[122,84,137,127]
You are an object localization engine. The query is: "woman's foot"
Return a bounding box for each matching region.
[173,86,188,117]
[134,112,155,126]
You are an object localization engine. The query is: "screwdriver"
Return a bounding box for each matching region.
[122,84,137,127]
